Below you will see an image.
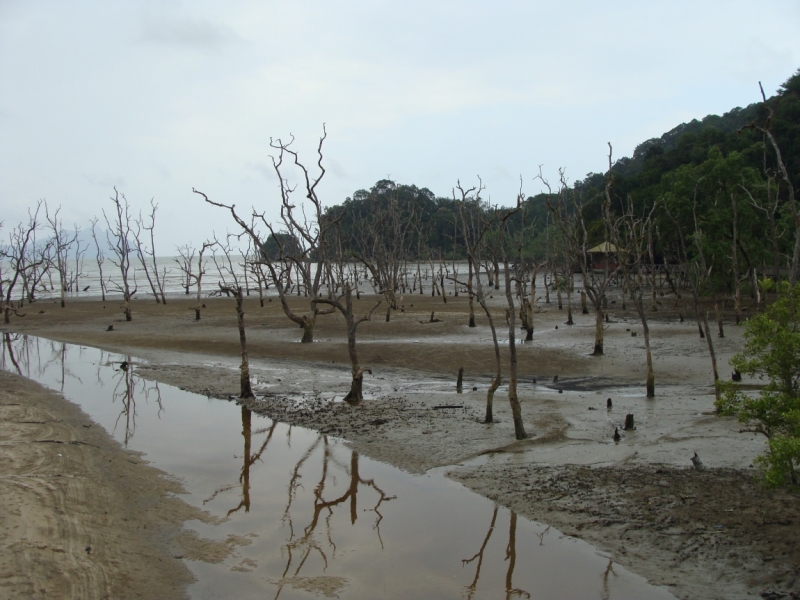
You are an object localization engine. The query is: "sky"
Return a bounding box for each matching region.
[1,0,799,250]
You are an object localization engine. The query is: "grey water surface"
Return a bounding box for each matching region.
[1,333,676,600]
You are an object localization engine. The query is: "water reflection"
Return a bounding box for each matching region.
[1,333,677,600]
[109,358,163,446]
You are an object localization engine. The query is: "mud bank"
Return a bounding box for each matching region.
[4,294,800,598]
[450,464,800,600]
[0,370,199,599]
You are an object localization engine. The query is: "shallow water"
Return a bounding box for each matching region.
[1,333,676,600]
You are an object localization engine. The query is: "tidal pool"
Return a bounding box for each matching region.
[1,333,676,600]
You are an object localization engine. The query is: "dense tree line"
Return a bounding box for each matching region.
[325,69,800,286]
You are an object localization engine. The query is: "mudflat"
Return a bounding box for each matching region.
[3,292,799,599]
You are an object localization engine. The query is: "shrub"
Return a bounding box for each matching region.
[717,282,800,486]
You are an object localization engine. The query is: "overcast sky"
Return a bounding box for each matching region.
[1,0,799,249]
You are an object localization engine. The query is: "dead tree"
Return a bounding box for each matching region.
[316,285,380,403]
[211,237,253,398]
[742,82,799,283]
[604,144,657,397]
[103,188,135,321]
[545,169,617,355]
[196,127,336,343]
[315,272,382,403]
[511,204,539,340]
[175,244,195,295]
[665,198,722,400]
[454,180,503,423]
[1,203,47,324]
[352,185,417,321]
[44,202,78,308]
[689,180,726,339]
[133,199,167,304]
[176,241,213,320]
[89,217,107,301]
[17,224,50,304]
[498,186,529,440]
[608,193,658,398]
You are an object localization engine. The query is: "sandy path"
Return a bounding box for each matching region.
[4,293,800,599]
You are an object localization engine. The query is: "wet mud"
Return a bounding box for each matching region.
[4,293,800,599]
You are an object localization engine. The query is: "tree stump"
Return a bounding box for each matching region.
[624,414,635,430]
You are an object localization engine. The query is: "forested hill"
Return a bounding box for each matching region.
[322,67,799,261]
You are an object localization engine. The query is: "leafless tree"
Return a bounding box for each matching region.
[315,276,382,403]
[175,241,214,320]
[211,236,254,399]
[89,217,107,301]
[1,203,48,324]
[175,244,195,295]
[498,185,529,440]
[103,187,136,321]
[665,195,722,400]
[352,185,418,321]
[545,168,617,355]
[14,220,51,305]
[608,193,658,398]
[196,127,337,343]
[452,181,528,438]
[44,201,79,308]
[133,199,168,304]
[742,82,798,283]
[453,181,503,422]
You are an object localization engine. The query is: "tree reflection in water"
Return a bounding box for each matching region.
[203,404,394,600]
[601,558,617,600]
[109,356,163,446]
[274,441,392,599]
[2,332,23,374]
[462,507,532,600]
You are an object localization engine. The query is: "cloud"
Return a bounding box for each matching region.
[138,9,240,50]
[81,173,127,190]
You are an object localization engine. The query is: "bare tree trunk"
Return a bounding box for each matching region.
[468,256,476,328]
[702,310,720,401]
[234,287,253,398]
[104,188,134,321]
[731,191,742,325]
[633,293,655,397]
[555,271,563,309]
[648,227,658,311]
[593,305,604,355]
[565,268,574,325]
[692,290,705,338]
[501,218,527,441]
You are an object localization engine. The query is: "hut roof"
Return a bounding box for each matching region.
[587,242,618,254]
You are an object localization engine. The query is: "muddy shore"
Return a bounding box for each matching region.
[0,369,197,599]
[3,292,799,599]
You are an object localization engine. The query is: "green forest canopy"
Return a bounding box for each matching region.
[320,68,799,278]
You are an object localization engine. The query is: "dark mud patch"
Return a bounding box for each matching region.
[543,375,631,392]
[449,463,800,600]
[236,393,493,473]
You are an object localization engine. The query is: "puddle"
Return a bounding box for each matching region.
[1,332,676,600]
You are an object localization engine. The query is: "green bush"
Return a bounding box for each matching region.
[716,282,800,486]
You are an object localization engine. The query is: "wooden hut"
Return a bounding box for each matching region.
[587,242,620,271]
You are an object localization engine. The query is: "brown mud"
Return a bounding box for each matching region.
[3,292,799,599]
